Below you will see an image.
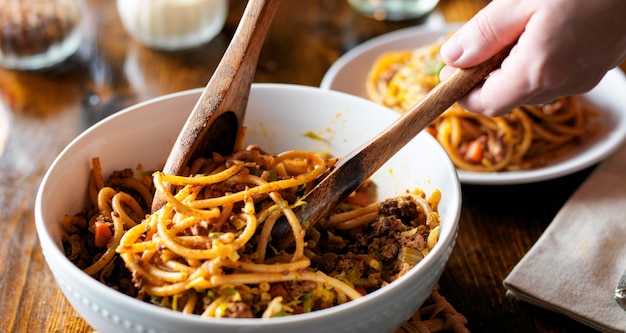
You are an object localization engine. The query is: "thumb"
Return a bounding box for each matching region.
[440,0,529,67]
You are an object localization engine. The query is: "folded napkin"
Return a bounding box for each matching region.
[504,142,626,333]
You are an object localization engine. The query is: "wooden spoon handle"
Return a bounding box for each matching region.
[272,46,512,249]
[164,0,280,171]
[152,0,281,212]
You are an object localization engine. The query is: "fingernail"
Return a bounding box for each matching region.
[439,65,454,82]
[440,37,463,64]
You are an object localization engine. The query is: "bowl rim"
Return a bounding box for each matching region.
[35,83,461,327]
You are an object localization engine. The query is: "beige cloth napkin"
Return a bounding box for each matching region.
[504,142,626,333]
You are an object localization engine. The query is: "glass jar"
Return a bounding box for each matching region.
[347,0,440,21]
[0,0,82,70]
[116,0,228,51]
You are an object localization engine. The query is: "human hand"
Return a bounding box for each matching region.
[439,0,626,116]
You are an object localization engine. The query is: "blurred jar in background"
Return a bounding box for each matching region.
[117,0,228,51]
[347,0,440,21]
[0,0,82,70]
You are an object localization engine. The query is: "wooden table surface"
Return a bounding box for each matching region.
[0,0,615,332]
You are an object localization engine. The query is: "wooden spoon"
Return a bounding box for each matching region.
[272,46,512,249]
[152,0,281,212]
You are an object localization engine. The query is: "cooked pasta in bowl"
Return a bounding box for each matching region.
[35,84,461,333]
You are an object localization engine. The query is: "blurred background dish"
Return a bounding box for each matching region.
[0,0,82,70]
[320,24,626,185]
[347,0,440,21]
[116,0,228,51]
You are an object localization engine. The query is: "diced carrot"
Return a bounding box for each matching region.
[94,221,113,248]
[464,140,484,163]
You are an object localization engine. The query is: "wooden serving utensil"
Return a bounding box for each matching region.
[152,0,281,212]
[271,46,512,249]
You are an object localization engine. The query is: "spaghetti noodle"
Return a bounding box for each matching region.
[366,39,600,172]
[62,144,442,318]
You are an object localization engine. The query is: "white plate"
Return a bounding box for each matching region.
[320,24,626,185]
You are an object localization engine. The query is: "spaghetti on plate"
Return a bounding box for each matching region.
[366,39,600,172]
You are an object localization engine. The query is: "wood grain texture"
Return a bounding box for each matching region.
[0,0,610,332]
[153,0,281,212]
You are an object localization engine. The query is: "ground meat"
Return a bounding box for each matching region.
[308,194,431,288]
[285,280,317,299]
[108,168,135,182]
[370,215,407,237]
[226,302,253,318]
[400,232,426,251]
[188,220,211,236]
[335,252,367,275]
[378,196,420,225]
[230,148,274,169]
[205,181,250,199]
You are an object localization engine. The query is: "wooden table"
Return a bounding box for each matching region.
[0,1,613,332]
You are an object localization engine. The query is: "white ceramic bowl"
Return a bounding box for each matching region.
[35,84,461,333]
